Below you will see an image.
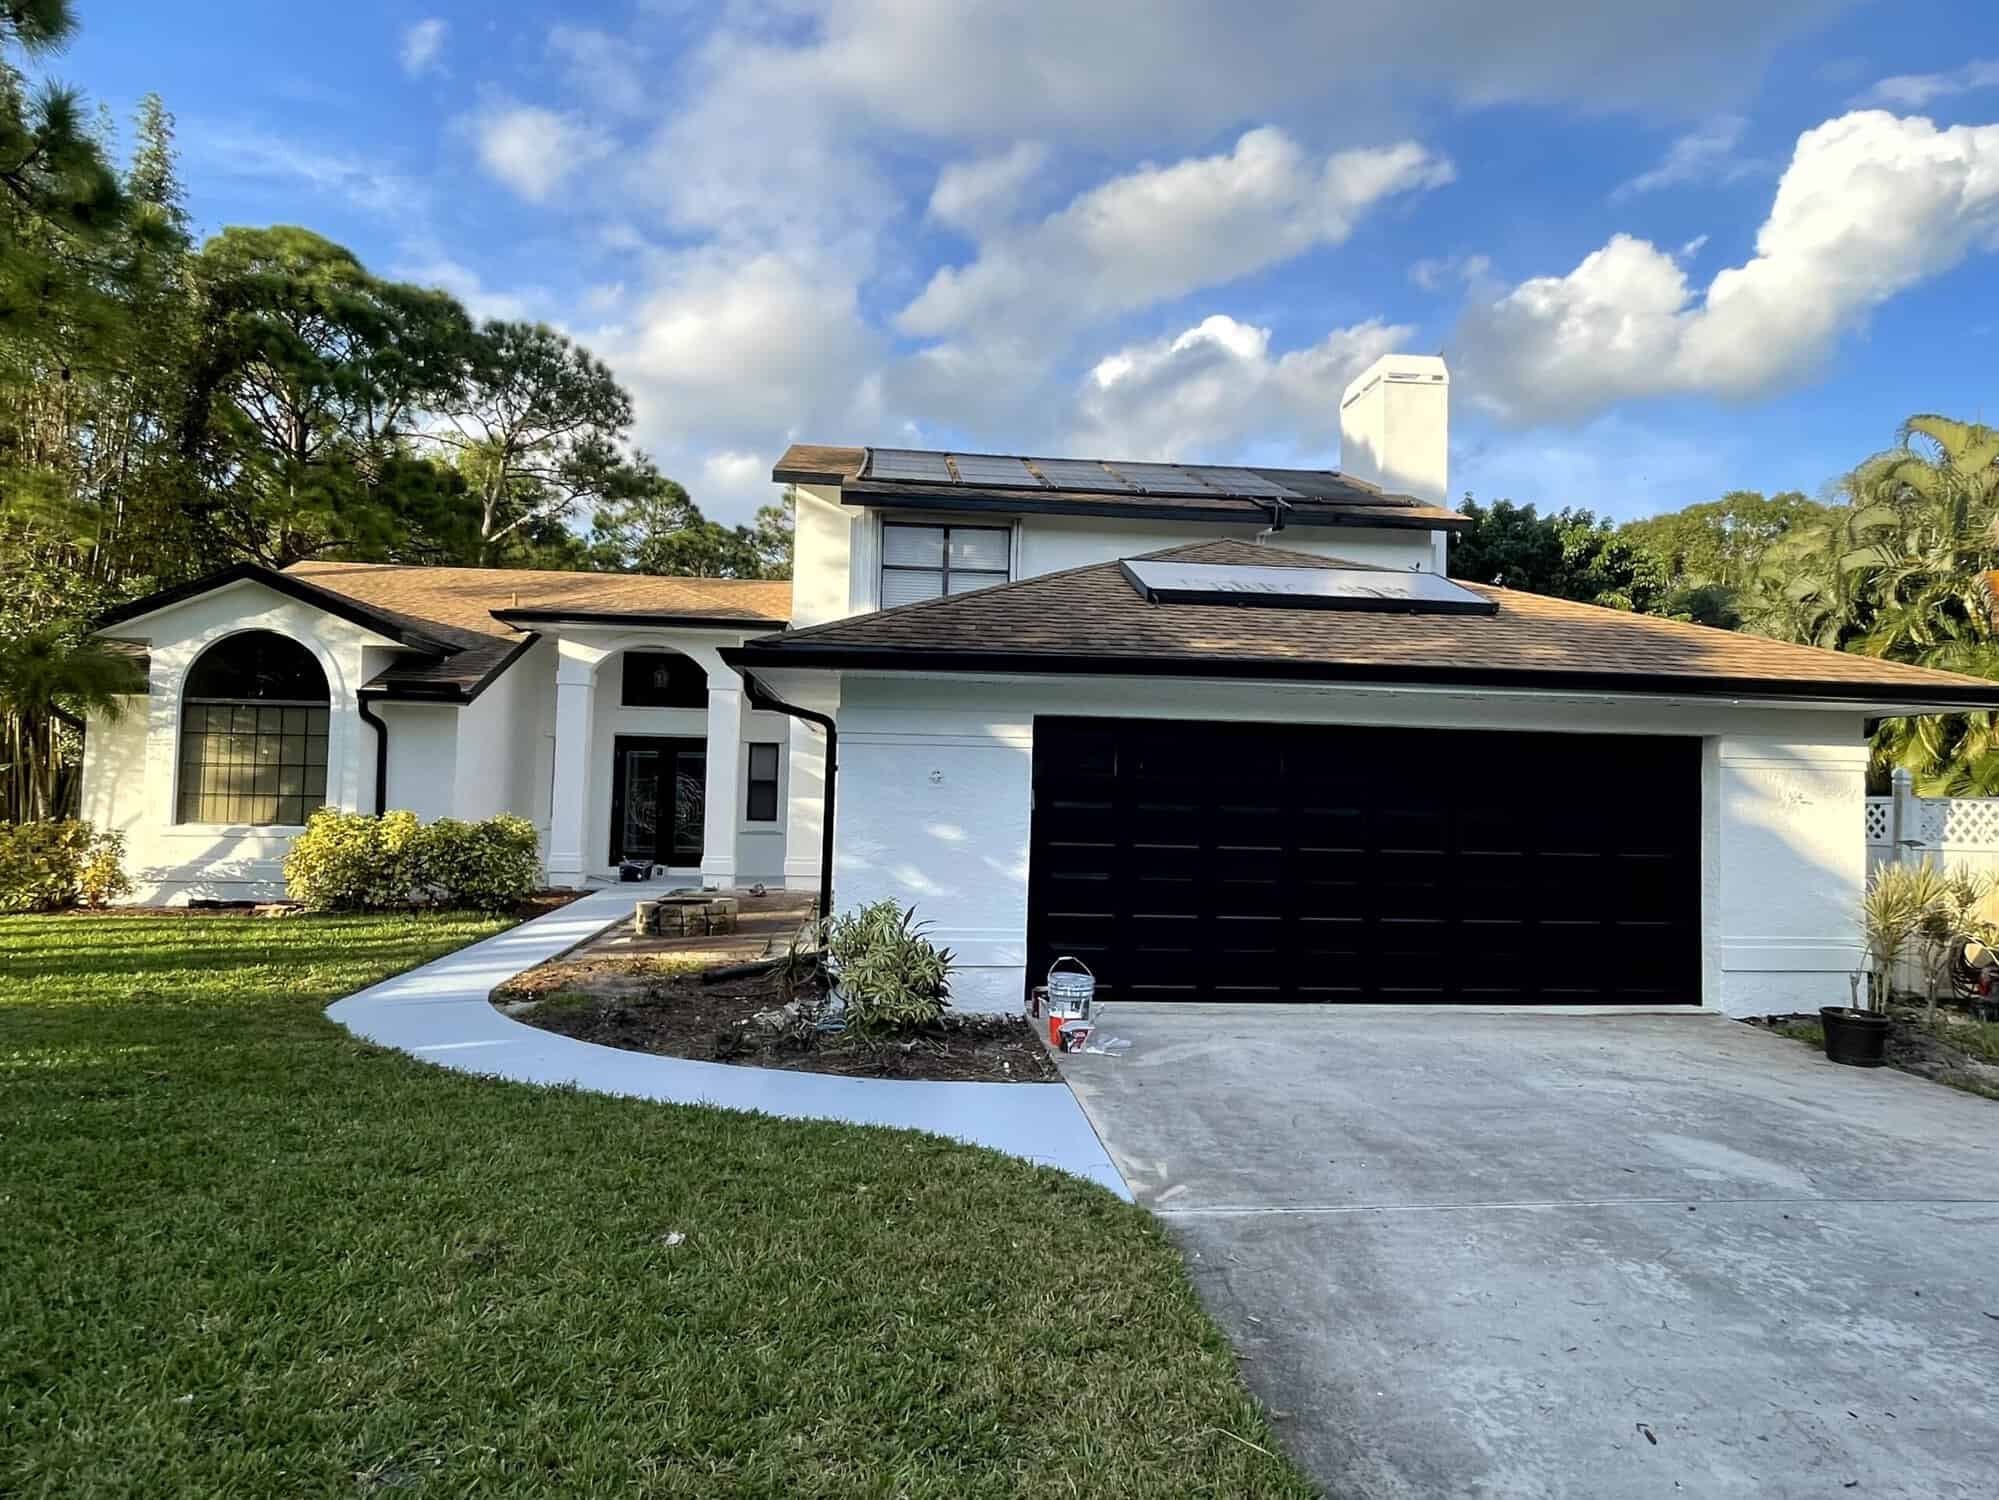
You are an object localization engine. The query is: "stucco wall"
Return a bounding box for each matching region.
[80,581,398,903]
[379,703,459,822]
[453,636,551,824]
[1016,515,1437,577]
[789,485,1446,633]
[829,673,1870,1017]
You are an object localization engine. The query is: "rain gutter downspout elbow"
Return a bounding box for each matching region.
[736,672,837,921]
[356,693,389,816]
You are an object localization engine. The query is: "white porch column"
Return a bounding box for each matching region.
[783,716,825,894]
[700,674,745,888]
[547,639,607,887]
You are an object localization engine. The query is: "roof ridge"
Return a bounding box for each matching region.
[286,559,788,590]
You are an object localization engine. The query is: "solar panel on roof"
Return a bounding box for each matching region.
[867,448,954,483]
[949,453,1045,488]
[1100,461,1227,497]
[1029,457,1136,492]
[1121,560,1497,615]
[1187,466,1301,501]
[1250,467,1408,506]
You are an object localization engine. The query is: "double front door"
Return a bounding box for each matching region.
[610,736,705,867]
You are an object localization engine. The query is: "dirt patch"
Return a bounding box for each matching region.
[1750,1010,1999,1100]
[501,962,1059,1083]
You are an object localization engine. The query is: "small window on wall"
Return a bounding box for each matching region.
[746,743,780,822]
[622,651,708,708]
[176,631,330,826]
[881,523,1010,606]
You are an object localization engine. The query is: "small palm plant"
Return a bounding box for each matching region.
[1859,862,1937,1013]
[826,900,954,1035]
[1861,859,1999,1019]
[1909,864,1999,1023]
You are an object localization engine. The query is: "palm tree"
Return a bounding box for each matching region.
[0,627,142,821]
[1749,414,1999,791]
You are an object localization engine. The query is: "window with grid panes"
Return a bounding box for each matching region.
[176,632,330,825]
[880,523,1010,605]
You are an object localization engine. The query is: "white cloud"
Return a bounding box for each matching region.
[1410,252,1491,291]
[1457,110,1999,426]
[550,25,651,117]
[470,104,612,203]
[1611,116,1755,200]
[899,128,1452,339]
[927,143,1049,233]
[400,19,447,78]
[1678,233,1710,259]
[589,249,884,459]
[1073,314,1413,458]
[1858,59,1999,109]
[685,0,1839,147]
[197,128,423,223]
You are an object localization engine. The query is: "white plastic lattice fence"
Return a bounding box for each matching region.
[1864,799,1891,845]
[1926,798,1999,848]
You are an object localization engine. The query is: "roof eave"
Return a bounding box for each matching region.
[361,631,543,705]
[490,607,789,631]
[92,562,458,656]
[839,482,1464,530]
[718,642,1999,710]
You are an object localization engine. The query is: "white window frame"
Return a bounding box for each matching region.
[744,741,782,824]
[879,521,1012,605]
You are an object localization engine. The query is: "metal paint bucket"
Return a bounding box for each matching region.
[1047,957,1095,1016]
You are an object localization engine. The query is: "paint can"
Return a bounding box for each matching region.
[1046,956,1095,1014]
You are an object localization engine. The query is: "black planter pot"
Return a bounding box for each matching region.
[1820,1006,1889,1068]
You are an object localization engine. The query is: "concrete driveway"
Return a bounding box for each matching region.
[1060,1009,1999,1499]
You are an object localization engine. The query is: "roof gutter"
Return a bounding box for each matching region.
[735,671,836,922]
[719,643,1999,712]
[489,608,787,631]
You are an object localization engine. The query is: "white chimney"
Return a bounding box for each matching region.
[1338,354,1450,571]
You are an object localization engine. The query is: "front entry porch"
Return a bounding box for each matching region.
[542,630,798,891]
[608,735,706,871]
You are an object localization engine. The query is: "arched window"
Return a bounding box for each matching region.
[177,632,330,826]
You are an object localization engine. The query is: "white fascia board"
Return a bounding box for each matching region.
[92,575,409,650]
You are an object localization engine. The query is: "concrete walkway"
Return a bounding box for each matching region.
[326,885,1126,1197]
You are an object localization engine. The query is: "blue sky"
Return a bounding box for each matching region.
[55,0,1999,525]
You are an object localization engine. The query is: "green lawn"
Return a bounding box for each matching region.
[0,913,1311,1498]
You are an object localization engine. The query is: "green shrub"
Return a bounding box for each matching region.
[283,809,540,912]
[282,809,422,912]
[828,900,953,1034]
[0,821,132,913]
[416,814,541,910]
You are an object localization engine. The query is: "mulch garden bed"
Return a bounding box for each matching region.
[1749,1009,1999,1099]
[502,963,1059,1083]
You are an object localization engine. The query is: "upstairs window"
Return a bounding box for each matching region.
[622,651,708,708]
[177,632,329,826]
[881,523,1010,607]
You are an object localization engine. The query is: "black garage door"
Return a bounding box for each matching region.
[1028,717,1700,1005]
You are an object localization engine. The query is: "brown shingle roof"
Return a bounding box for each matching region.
[772,444,867,484]
[729,540,1999,708]
[284,562,791,699]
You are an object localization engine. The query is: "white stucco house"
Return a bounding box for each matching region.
[84,354,1999,1016]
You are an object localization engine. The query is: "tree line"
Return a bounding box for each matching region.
[1449,417,1999,793]
[1,4,790,634]
[1,2,791,817]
